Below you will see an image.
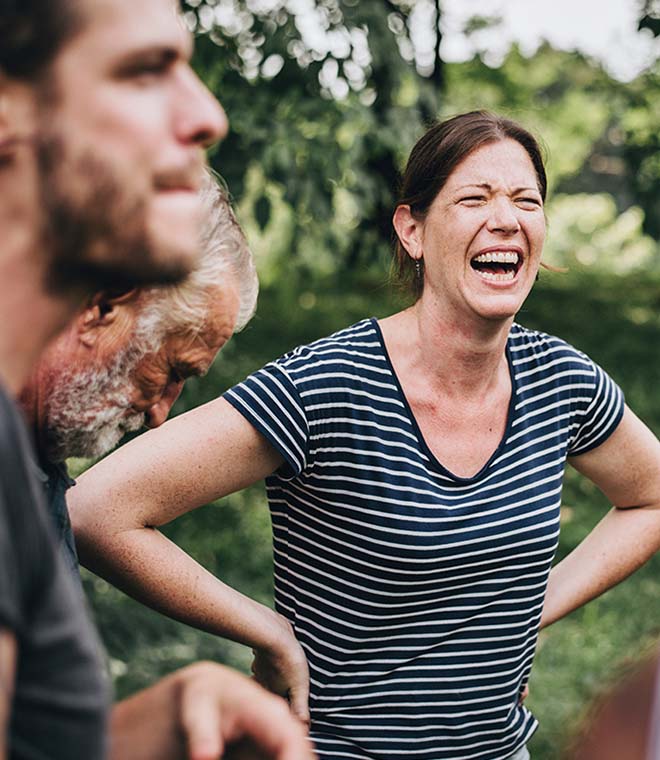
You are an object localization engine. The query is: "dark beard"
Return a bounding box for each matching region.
[37,134,191,295]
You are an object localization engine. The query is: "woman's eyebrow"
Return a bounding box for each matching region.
[453,183,541,194]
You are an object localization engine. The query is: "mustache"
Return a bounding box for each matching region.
[154,161,206,191]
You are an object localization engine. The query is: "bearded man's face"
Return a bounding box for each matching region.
[45,344,148,461]
[34,0,227,293]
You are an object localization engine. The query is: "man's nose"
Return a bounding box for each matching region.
[145,380,184,429]
[177,67,228,148]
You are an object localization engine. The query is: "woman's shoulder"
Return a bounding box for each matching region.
[509,322,596,373]
[272,318,383,372]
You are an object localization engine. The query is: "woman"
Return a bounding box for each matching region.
[70,111,660,760]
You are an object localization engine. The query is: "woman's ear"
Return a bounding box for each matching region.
[76,288,139,347]
[392,205,423,260]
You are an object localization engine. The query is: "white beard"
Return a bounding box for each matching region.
[46,346,148,461]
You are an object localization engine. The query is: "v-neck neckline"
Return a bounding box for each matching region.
[370,317,518,484]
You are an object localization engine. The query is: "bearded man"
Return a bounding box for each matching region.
[20,178,258,574]
[0,0,312,758]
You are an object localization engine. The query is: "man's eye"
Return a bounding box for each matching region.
[516,197,541,208]
[459,196,486,205]
[129,63,169,80]
[117,53,175,81]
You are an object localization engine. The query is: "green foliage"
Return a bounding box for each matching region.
[618,66,660,238]
[186,0,444,280]
[545,193,659,274]
[639,0,660,37]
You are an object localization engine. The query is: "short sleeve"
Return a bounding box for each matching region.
[224,361,309,479]
[568,360,625,456]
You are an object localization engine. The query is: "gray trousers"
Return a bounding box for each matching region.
[506,747,530,760]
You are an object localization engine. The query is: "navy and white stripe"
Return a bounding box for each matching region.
[225,318,624,760]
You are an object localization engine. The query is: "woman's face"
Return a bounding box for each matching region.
[417,138,546,324]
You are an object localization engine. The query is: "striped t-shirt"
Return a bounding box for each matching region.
[224,318,624,760]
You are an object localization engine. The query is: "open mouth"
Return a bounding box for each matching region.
[470,250,522,282]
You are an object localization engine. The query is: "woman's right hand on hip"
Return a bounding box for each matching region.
[251,612,311,727]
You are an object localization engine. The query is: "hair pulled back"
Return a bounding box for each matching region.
[393,111,547,299]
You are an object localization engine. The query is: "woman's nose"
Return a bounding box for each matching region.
[487,198,520,235]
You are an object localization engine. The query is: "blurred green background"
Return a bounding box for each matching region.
[80,2,660,757]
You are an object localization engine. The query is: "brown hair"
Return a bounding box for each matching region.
[0,0,82,82]
[393,111,547,299]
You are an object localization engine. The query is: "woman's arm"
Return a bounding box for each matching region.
[69,397,310,721]
[541,405,660,628]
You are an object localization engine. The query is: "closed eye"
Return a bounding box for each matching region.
[515,197,542,208]
[459,196,487,205]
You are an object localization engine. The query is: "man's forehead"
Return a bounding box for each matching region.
[67,0,189,58]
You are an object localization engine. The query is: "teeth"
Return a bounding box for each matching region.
[477,270,516,282]
[473,251,520,264]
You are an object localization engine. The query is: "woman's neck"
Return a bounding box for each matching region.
[381,298,514,402]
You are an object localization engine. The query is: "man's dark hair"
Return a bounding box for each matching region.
[0,0,82,80]
[393,111,548,299]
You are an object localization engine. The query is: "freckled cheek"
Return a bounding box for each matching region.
[532,222,546,256]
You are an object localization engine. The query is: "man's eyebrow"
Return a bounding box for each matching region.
[112,45,181,75]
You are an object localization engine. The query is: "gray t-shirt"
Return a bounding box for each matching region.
[0,384,109,759]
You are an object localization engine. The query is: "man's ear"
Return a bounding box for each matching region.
[0,77,35,159]
[77,288,140,347]
[0,80,17,158]
[392,205,424,261]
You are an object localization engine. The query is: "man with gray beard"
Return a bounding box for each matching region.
[19,177,258,574]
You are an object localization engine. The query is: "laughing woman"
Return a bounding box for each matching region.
[69,111,660,760]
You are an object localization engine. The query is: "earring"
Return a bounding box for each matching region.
[415,258,423,282]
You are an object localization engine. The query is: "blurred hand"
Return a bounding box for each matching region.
[178,662,315,760]
[251,613,311,726]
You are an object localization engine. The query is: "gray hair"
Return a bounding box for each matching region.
[135,170,258,348]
